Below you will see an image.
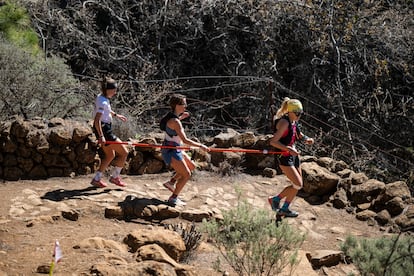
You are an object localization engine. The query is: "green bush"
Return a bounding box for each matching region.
[202,201,305,276]
[0,38,91,120]
[340,234,414,276]
[0,0,40,55]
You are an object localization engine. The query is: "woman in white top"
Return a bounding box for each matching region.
[91,77,128,188]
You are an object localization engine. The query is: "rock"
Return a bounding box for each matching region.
[385,197,405,216]
[330,188,348,209]
[105,206,124,219]
[229,132,256,148]
[73,237,128,253]
[306,250,344,268]
[26,215,60,227]
[210,150,243,167]
[336,168,353,178]
[61,209,79,221]
[262,167,277,178]
[124,228,186,261]
[72,124,92,143]
[349,172,369,185]
[90,260,177,276]
[350,179,386,205]
[375,209,391,225]
[138,158,164,174]
[10,119,30,139]
[36,264,51,274]
[49,127,72,146]
[355,210,376,221]
[181,209,212,222]
[301,162,341,196]
[212,129,239,148]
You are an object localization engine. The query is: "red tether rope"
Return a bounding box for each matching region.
[104,141,285,155]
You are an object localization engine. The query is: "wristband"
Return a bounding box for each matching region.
[113,113,117,117]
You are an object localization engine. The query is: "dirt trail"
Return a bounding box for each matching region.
[0,172,386,275]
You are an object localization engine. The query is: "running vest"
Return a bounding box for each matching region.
[160,112,182,144]
[274,115,300,147]
[160,112,179,133]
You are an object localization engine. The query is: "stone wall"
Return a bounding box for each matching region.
[0,117,98,180]
[0,117,268,181]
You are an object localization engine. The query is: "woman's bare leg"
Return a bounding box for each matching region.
[278,165,303,202]
[170,158,191,196]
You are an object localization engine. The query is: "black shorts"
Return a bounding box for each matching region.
[276,155,300,168]
[94,122,117,141]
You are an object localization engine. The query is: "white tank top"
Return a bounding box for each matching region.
[164,132,182,144]
[93,94,113,124]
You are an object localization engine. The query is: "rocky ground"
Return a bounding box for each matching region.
[0,171,389,275]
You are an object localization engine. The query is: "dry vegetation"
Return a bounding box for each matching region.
[4,0,414,187]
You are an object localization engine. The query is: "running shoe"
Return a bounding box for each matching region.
[168,196,187,206]
[268,196,280,211]
[91,179,108,188]
[163,180,176,192]
[109,176,127,187]
[277,208,299,217]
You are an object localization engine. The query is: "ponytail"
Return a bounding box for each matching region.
[275,97,290,119]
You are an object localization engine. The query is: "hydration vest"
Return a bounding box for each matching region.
[274,115,300,146]
[160,112,179,131]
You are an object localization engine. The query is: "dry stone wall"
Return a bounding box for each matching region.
[0,117,268,182]
[0,117,98,180]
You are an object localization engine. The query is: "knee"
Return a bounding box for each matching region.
[181,171,191,181]
[120,146,129,156]
[292,181,303,190]
[105,151,116,160]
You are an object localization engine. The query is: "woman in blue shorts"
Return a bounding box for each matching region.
[268,98,314,217]
[161,94,209,206]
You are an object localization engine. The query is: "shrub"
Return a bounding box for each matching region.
[164,222,202,263]
[202,200,305,275]
[340,234,414,276]
[0,37,91,120]
[0,0,40,55]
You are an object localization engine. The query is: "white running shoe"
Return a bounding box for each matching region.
[168,196,186,206]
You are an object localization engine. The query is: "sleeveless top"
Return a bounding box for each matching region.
[274,115,300,156]
[165,125,181,144]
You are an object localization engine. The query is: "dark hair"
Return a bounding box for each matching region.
[169,94,186,111]
[101,77,117,95]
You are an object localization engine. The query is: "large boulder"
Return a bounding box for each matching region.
[350,179,386,205]
[124,228,186,261]
[302,162,341,196]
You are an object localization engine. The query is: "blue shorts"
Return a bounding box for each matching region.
[161,141,183,167]
[276,155,300,168]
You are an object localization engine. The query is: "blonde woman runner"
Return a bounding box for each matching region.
[268,98,314,217]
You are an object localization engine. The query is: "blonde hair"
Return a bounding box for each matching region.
[275,97,291,119]
[274,97,303,119]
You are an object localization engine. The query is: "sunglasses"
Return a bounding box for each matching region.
[293,111,303,117]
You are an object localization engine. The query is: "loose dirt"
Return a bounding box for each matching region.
[0,171,386,275]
